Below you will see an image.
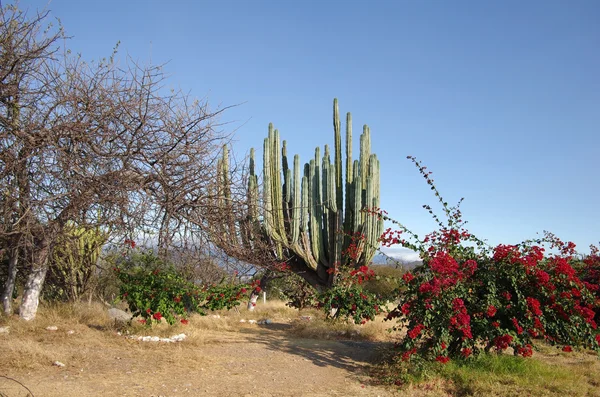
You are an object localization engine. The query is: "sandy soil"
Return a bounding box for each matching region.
[1,321,399,397]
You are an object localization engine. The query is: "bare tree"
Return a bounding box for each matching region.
[0,3,230,319]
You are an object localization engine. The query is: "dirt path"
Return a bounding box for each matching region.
[2,321,399,396]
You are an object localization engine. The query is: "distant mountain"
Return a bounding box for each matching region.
[371,252,423,269]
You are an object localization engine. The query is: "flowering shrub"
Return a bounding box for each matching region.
[203,281,252,312]
[577,245,600,317]
[115,248,250,325]
[381,157,600,363]
[115,250,205,325]
[315,265,385,325]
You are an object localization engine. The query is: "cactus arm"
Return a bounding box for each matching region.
[291,154,301,245]
[333,99,343,214]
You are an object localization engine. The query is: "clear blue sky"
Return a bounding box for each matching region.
[22,0,600,253]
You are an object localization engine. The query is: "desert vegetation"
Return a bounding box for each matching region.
[1,2,599,396]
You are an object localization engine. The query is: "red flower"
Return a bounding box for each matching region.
[407,324,425,339]
[536,269,551,285]
[562,345,572,352]
[240,288,247,293]
[461,348,472,358]
[173,296,181,303]
[435,355,450,364]
[402,272,414,283]
[501,291,512,301]
[487,305,497,317]
[517,344,533,357]
[534,317,544,332]
[491,321,500,328]
[526,297,542,316]
[595,334,600,345]
[255,286,262,293]
[146,308,152,314]
[401,348,417,361]
[494,334,513,351]
[152,312,162,321]
[429,252,459,276]
[511,317,524,335]
[401,303,411,315]
[180,319,189,325]
[138,319,146,324]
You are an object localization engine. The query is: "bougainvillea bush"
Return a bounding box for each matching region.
[316,265,385,325]
[114,247,250,325]
[114,249,204,325]
[381,156,600,363]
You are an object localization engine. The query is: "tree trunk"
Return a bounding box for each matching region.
[247,271,274,311]
[19,242,51,321]
[2,247,19,315]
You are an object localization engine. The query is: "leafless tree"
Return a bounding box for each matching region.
[0,3,230,319]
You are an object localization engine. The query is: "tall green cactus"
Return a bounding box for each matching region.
[46,223,107,301]
[216,99,383,286]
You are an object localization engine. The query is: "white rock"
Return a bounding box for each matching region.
[299,315,312,321]
[0,326,9,334]
[128,333,186,343]
[52,361,65,367]
[108,307,132,322]
[239,319,247,323]
[170,333,186,342]
[248,319,257,324]
[211,314,221,318]
[46,326,58,331]
[66,330,75,335]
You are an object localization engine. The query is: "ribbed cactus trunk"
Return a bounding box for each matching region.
[216,99,383,288]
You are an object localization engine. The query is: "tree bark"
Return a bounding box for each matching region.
[19,241,51,321]
[2,247,19,315]
[247,271,274,311]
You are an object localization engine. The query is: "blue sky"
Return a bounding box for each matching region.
[22,0,600,253]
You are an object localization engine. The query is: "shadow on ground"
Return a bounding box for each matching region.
[234,321,393,373]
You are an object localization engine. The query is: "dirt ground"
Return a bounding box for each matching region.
[1,320,402,397]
